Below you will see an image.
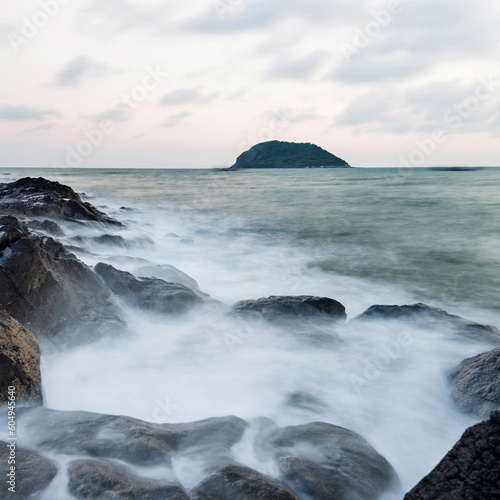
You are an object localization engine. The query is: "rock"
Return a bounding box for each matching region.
[136,264,201,291]
[28,219,64,236]
[0,442,57,499]
[284,391,329,413]
[95,263,204,315]
[225,140,351,170]
[0,177,122,225]
[0,231,123,342]
[271,422,398,500]
[233,296,346,322]
[450,347,500,419]
[92,234,129,247]
[405,411,500,500]
[190,464,300,500]
[353,303,500,344]
[68,459,189,500]
[0,215,28,252]
[0,313,43,405]
[17,407,248,467]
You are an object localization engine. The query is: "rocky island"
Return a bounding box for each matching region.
[224,140,351,170]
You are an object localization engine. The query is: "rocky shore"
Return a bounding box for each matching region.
[0,177,499,499]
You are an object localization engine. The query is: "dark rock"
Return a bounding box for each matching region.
[95,263,204,314]
[0,232,123,342]
[28,219,64,236]
[353,303,500,344]
[92,234,129,248]
[136,264,201,291]
[225,140,351,170]
[0,215,28,252]
[68,459,188,500]
[0,177,122,225]
[271,422,398,500]
[450,347,500,419]
[190,464,300,500]
[17,407,247,467]
[233,296,346,322]
[0,442,57,499]
[284,391,329,413]
[0,313,43,405]
[405,411,500,500]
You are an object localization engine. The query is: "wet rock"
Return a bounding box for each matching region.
[0,442,57,499]
[28,219,64,236]
[0,233,123,342]
[190,464,300,500]
[136,264,201,291]
[95,263,204,314]
[0,215,28,252]
[0,313,43,405]
[450,347,500,419]
[0,177,122,225]
[405,411,500,500]
[353,303,500,344]
[92,234,129,248]
[18,407,247,467]
[233,296,346,322]
[271,422,398,500]
[284,391,329,413]
[68,459,189,500]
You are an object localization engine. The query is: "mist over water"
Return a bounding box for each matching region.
[2,167,499,495]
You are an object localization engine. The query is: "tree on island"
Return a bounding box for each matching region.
[225,140,351,170]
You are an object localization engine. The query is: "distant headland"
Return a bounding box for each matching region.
[221,140,351,170]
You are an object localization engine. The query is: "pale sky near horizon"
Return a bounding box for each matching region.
[1,0,499,168]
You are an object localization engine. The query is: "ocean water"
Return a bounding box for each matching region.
[1,166,499,496]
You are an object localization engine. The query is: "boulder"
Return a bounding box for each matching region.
[190,464,300,500]
[270,422,398,500]
[95,263,204,314]
[136,264,201,291]
[284,391,329,413]
[0,215,28,252]
[0,229,123,342]
[450,347,500,419]
[68,459,189,500]
[233,296,346,322]
[405,411,500,500]
[28,219,64,236]
[0,313,43,405]
[17,407,247,467]
[353,303,500,344]
[92,234,129,247]
[0,442,57,499]
[0,177,122,225]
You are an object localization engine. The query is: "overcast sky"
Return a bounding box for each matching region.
[1,0,499,168]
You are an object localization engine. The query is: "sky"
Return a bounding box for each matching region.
[1,0,500,168]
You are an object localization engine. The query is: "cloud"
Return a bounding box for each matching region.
[0,105,58,121]
[56,56,107,86]
[17,123,56,137]
[332,0,500,83]
[163,111,191,127]
[188,0,356,34]
[160,87,218,106]
[267,51,329,80]
[335,79,500,134]
[90,108,129,123]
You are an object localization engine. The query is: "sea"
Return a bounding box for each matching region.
[1,166,499,496]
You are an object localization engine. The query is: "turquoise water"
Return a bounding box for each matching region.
[3,166,499,317]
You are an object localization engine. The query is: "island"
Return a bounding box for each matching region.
[222,140,351,170]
